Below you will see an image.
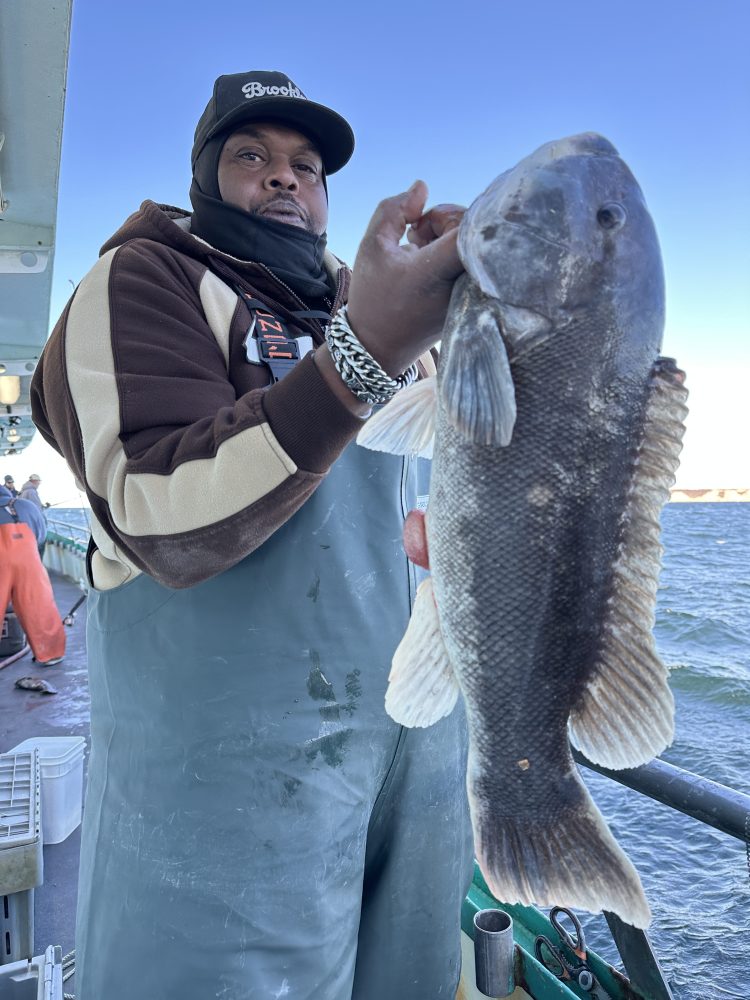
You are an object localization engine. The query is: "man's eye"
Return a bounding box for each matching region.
[238,151,262,161]
[295,163,318,175]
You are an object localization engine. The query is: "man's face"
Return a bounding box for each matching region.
[217,122,328,235]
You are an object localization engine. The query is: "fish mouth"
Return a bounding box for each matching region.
[499,219,574,254]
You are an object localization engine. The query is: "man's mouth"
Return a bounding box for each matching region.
[259,199,306,224]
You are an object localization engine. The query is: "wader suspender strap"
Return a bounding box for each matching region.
[235,285,331,382]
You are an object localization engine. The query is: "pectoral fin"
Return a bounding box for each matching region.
[569,359,689,769]
[385,577,460,727]
[439,275,516,446]
[356,377,436,458]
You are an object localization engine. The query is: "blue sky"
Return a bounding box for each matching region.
[22,0,750,498]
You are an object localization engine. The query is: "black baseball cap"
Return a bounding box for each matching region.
[192,71,355,175]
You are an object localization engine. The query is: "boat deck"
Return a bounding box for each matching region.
[1,571,89,989]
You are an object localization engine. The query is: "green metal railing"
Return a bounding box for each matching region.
[45,516,89,554]
[44,517,89,589]
[462,865,637,999]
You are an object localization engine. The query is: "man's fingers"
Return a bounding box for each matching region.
[430,203,465,237]
[413,226,464,283]
[360,181,429,250]
[409,203,465,247]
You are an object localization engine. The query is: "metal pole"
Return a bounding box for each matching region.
[602,913,675,1000]
[572,748,750,843]
[473,909,515,998]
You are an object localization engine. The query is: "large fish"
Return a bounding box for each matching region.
[358,133,688,927]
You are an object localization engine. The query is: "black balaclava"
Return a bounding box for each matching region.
[189,128,333,305]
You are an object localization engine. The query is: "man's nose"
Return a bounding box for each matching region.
[264,157,298,191]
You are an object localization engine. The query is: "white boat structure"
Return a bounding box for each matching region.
[0,0,72,455]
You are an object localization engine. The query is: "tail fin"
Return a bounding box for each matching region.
[470,758,651,928]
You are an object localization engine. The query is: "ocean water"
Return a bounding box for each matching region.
[580,502,750,999]
[50,503,749,997]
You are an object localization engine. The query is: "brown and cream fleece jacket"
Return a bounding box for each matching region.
[31,201,378,591]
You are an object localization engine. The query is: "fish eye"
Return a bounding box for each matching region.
[597,203,627,230]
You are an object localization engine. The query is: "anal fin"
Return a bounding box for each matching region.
[385,577,460,727]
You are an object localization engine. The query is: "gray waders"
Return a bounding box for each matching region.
[77,441,474,999]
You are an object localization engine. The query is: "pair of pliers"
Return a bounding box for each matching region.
[534,907,613,998]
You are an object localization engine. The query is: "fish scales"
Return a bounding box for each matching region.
[358,133,688,926]
[430,318,653,866]
[431,315,654,733]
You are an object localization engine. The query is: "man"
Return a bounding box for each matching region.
[31,70,473,1000]
[18,474,49,557]
[19,474,49,510]
[3,474,18,497]
[0,485,65,665]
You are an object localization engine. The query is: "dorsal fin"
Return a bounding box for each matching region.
[569,358,689,769]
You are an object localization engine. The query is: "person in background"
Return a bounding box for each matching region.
[18,474,50,557]
[19,473,50,510]
[3,474,19,497]
[30,69,473,1000]
[0,485,65,666]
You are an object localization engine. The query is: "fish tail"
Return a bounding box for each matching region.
[470,768,651,928]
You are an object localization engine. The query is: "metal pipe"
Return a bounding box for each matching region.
[572,748,750,842]
[473,908,515,998]
[0,643,31,671]
[0,132,8,212]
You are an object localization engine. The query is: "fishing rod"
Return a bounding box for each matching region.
[63,593,87,627]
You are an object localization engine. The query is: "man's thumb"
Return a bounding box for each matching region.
[399,180,430,227]
[361,181,429,248]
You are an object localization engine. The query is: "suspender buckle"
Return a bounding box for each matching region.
[239,295,315,383]
[258,337,300,362]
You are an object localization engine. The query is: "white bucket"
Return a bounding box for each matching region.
[8,737,85,845]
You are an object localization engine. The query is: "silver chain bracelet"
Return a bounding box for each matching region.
[325,305,419,405]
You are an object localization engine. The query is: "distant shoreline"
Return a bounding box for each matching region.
[670,489,750,503]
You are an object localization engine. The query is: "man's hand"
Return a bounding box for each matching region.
[347,182,465,377]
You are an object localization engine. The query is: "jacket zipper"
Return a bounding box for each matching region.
[254,262,343,340]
